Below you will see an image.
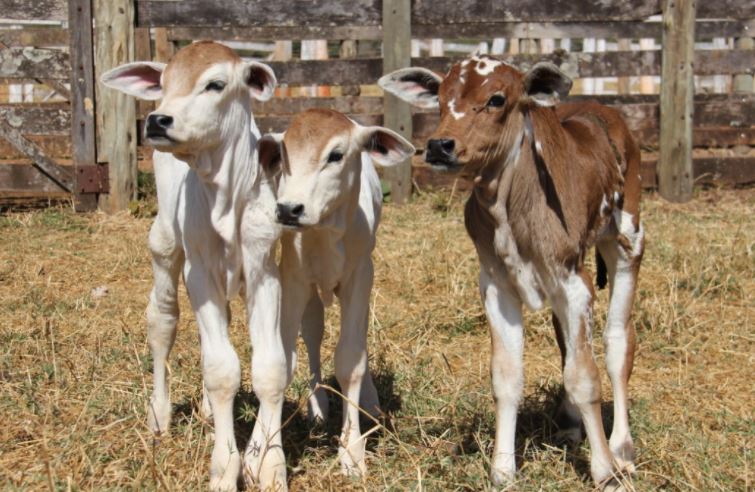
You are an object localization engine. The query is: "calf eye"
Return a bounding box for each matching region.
[487,94,506,108]
[327,151,343,163]
[204,80,226,92]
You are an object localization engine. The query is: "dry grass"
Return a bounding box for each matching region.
[0,188,752,491]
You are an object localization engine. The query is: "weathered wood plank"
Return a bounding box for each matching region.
[0,163,72,194]
[0,103,70,134]
[659,0,695,202]
[69,0,98,211]
[167,25,383,42]
[0,121,72,191]
[136,0,382,27]
[0,28,69,47]
[0,48,69,80]
[417,49,755,80]
[261,49,754,87]
[94,0,137,212]
[383,0,413,204]
[254,96,384,117]
[642,156,755,187]
[2,0,67,22]
[0,136,71,158]
[413,20,755,40]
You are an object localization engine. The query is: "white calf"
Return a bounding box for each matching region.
[256,108,414,481]
[101,41,283,491]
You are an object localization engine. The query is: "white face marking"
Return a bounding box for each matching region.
[600,194,610,216]
[448,98,466,120]
[475,58,502,76]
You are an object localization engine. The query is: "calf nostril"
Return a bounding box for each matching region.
[156,115,173,128]
[440,139,455,153]
[291,204,304,217]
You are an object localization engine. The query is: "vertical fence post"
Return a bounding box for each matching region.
[93,0,136,212]
[68,0,97,211]
[659,0,696,202]
[382,0,412,204]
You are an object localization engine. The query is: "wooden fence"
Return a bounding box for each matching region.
[0,0,753,209]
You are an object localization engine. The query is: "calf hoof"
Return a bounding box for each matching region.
[147,397,171,435]
[489,457,516,488]
[610,439,636,476]
[338,443,367,478]
[209,450,241,492]
[307,388,329,423]
[243,445,287,491]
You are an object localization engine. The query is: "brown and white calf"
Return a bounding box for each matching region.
[380,55,644,489]
[257,109,414,481]
[102,42,284,491]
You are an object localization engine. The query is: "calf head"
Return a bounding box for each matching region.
[101,41,276,157]
[258,109,414,228]
[379,55,572,176]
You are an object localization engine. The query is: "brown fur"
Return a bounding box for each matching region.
[162,41,241,96]
[283,108,354,171]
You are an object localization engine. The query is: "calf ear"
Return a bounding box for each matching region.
[243,62,277,101]
[378,67,442,109]
[100,62,165,100]
[257,133,284,176]
[523,62,572,107]
[358,126,416,167]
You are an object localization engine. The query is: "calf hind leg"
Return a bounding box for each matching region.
[145,222,184,434]
[554,272,620,489]
[598,227,643,474]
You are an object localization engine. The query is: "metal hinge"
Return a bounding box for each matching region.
[76,164,109,194]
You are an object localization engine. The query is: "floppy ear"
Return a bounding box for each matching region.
[522,62,572,107]
[243,61,277,101]
[358,126,416,167]
[378,67,442,109]
[257,133,284,176]
[100,62,165,100]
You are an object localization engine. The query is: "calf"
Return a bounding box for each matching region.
[380,55,644,489]
[102,41,285,491]
[257,109,415,479]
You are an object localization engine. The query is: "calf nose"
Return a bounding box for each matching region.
[426,138,456,165]
[276,202,305,225]
[146,114,173,133]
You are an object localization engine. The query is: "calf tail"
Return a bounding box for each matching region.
[596,249,608,290]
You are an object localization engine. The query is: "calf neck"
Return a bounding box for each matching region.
[258,108,415,479]
[102,41,284,491]
[381,56,644,490]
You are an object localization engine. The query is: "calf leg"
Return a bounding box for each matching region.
[480,267,524,485]
[145,221,184,435]
[551,314,585,445]
[184,266,241,491]
[553,272,617,488]
[300,292,329,423]
[243,244,302,492]
[598,220,644,474]
[335,260,375,477]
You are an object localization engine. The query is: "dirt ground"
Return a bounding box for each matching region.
[0,188,752,491]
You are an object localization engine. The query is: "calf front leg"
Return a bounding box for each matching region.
[184,266,241,491]
[479,268,524,485]
[145,221,184,435]
[334,260,376,477]
[244,243,304,491]
[300,292,329,423]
